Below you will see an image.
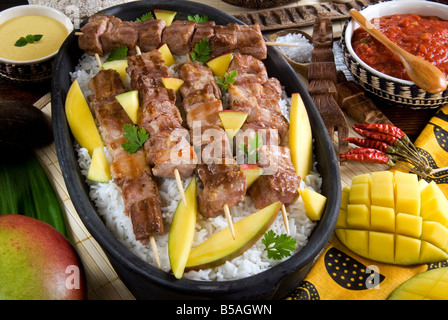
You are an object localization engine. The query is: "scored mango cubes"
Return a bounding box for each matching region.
[335,170,448,265]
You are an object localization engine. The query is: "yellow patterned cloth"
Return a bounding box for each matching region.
[414,104,448,198]
[287,104,448,300]
[285,237,446,300]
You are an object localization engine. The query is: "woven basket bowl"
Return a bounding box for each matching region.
[341,0,448,109]
[269,29,313,78]
[0,5,73,85]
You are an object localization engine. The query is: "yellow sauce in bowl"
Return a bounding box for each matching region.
[0,15,68,62]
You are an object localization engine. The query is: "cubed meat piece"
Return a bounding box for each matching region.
[191,21,216,48]
[138,87,181,126]
[191,125,233,161]
[88,69,126,101]
[196,161,247,217]
[121,171,164,242]
[236,24,267,60]
[127,50,169,89]
[248,145,300,209]
[149,133,198,179]
[110,151,150,185]
[79,15,109,56]
[144,114,184,137]
[182,87,217,113]
[186,99,223,129]
[210,23,238,57]
[100,16,138,54]
[134,19,166,52]
[177,61,221,100]
[91,99,132,159]
[228,53,268,85]
[162,20,196,55]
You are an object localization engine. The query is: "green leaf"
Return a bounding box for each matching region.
[262,230,297,260]
[190,38,211,64]
[121,124,149,154]
[135,11,154,22]
[26,34,35,43]
[107,45,128,61]
[15,37,28,47]
[14,34,43,47]
[187,14,209,23]
[216,70,238,90]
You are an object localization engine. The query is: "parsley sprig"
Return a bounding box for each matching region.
[262,230,297,260]
[216,70,237,90]
[187,14,209,23]
[15,34,43,47]
[107,45,128,61]
[190,38,211,64]
[135,11,154,22]
[121,124,149,154]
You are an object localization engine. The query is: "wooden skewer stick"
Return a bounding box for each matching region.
[174,168,187,206]
[95,53,102,69]
[265,42,301,47]
[281,204,290,235]
[150,236,161,269]
[223,204,236,240]
[75,32,300,48]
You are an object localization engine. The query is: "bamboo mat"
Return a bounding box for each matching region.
[33,93,135,300]
[32,92,388,300]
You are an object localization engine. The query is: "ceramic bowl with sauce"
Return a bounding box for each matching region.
[341,0,448,109]
[0,5,73,84]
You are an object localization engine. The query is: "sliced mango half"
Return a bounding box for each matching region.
[388,267,448,300]
[336,171,448,265]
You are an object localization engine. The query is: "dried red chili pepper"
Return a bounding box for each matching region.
[343,137,389,152]
[352,127,399,146]
[352,124,406,139]
[339,148,394,165]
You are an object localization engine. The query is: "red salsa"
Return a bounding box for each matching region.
[351,14,448,81]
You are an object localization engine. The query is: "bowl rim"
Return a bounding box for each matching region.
[0,4,74,65]
[343,0,448,87]
[51,0,341,299]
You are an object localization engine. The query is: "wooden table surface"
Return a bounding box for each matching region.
[0,0,440,142]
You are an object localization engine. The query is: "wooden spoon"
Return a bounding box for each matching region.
[349,9,447,94]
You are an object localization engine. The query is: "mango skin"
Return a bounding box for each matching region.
[0,215,86,300]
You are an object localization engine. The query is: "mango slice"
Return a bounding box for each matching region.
[87,146,111,183]
[168,178,197,279]
[65,79,103,155]
[336,171,448,265]
[388,267,448,300]
[289,93,313,179]
[185,201,282,270]
[299,188,327,221]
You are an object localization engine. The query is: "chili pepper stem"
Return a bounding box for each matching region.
[429,166,448,175]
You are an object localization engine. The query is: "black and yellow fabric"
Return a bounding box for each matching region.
[288,104,448,300]
[414,103,448,196]
[287,237,448,300]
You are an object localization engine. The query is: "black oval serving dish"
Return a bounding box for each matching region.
[51,0,341,300]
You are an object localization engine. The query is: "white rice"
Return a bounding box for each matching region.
[275,33,314,63]
[71,54,320,281]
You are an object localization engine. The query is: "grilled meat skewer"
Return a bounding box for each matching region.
[88,69,164,245]
[176,61,247,233]
[78,14,268,60]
